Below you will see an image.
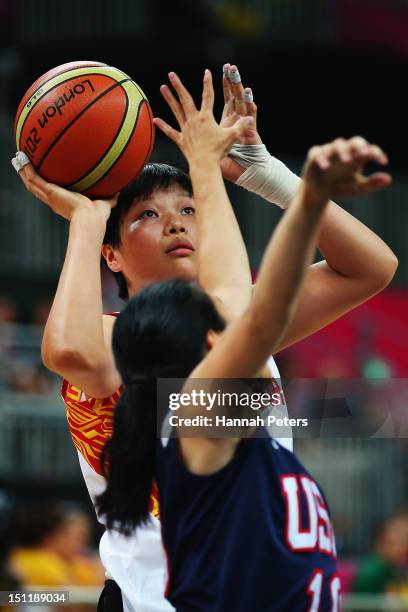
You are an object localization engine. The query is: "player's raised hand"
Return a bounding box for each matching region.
[219,63,262,182]
[11,152,117,221]
[220,63,261,145]
[302,137,391,201]
[154,69,253,166]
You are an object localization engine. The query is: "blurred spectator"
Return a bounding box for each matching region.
[0,295,57,393]
[0,296,18,323]
[7,361,53,394]
[353,514,408,594]
[9,502,104,588]
[0,490,20,590]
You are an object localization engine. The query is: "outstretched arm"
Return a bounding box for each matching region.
[180,137,392,474]
[220,65,398,349]
[13,154,121,397]
[154,70,253,321]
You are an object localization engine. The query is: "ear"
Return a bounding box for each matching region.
[206,329,219,351]
[101,244,122,273]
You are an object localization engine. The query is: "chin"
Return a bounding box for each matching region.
[171,260,197,281]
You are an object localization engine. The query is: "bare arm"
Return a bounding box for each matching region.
[220,66,397,347]
[16,162,121,397]
[189,182,327,381]
[275,196,398,352]
[180,138,393,474]
[155,70,253,321]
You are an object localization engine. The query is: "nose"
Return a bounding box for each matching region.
[164,216,187,236]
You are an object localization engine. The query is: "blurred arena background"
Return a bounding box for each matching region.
[0,0,407,609]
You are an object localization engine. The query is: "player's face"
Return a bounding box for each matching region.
[116,186,197,295]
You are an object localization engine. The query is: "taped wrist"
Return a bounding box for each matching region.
[229,144,301,209]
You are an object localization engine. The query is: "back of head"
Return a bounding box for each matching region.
[112,279,224,381]
[97,279,225,533]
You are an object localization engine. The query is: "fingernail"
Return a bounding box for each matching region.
[205,68,210,75]
[243,91,253,103]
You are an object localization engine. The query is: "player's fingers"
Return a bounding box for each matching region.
[222,64,232,106]
[222,111,239,128]
[106,193,120,208]
[153,117,182,145]
[159,85,186,126]
[222,81,231,107]
[168,72,197,115]
[354,144,389,166]
[12,152,53,202]
[11,151,31,175]
[369,145,388,165]
[222,64,236,121]
[228,65,246,116]
[244,87,257,118]
[307,146,330,170]
[316,156,331,170]
[201,69,214,113]
[330,138,352,163]
[231,115,255,142]
[356,172,392,194]
[348,136,369,155]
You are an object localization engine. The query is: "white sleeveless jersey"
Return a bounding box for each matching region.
[61,356,291,612]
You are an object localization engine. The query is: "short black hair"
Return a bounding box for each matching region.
[103,163,193,300]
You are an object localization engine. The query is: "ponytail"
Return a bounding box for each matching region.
[96,379,156,535]
[98,279,227,534]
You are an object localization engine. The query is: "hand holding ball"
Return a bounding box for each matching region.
[14,61,154,198]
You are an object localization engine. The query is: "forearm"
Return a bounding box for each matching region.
[42,209,108,371]
[232,144,396,283]
[252,184,328,342]
[317,201,397,284]
[189,160,252,317]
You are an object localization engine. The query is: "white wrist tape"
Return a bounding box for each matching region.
[229,144,301,209]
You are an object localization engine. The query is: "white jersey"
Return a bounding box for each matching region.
[61,356,291,612]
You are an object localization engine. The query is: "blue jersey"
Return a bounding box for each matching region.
[156,429,340,611]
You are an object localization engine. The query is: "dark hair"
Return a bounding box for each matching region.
[103,163,193,300]
[96,279,225,534]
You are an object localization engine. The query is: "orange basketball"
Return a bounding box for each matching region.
[14,61,155,198]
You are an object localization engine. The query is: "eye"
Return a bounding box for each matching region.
[181,206,195,215]
[139,209,158,219]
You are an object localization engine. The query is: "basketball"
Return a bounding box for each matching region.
[14,61,155,198]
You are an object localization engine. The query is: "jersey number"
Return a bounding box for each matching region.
[307,571,341,612]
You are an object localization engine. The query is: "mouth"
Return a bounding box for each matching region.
[165,240,195,257]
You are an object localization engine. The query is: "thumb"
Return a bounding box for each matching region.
[226,116,254,144]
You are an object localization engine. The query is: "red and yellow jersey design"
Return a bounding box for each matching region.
[61,379,120,476]
[61,379,160,520]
